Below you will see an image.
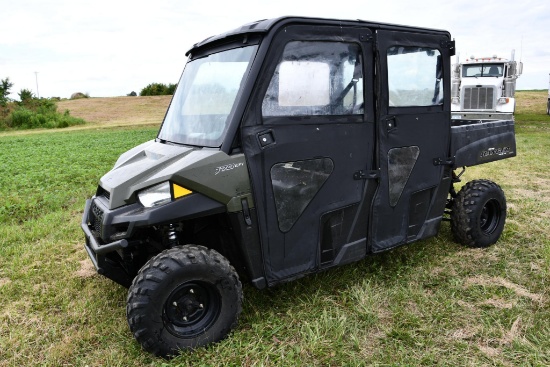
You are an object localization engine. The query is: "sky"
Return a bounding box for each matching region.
[2,0,549,99]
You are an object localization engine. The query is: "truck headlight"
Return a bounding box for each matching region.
[498,97,509,104]
[138,181,192,208]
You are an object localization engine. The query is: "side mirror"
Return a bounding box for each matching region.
[453,64,460,78]
[518,62,523,76]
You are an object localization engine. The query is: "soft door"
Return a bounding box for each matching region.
[370,30,453,251]
[242,25,376,284]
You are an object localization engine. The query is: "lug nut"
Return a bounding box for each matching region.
[172,302,178,306]
[199,304,204,309]
[189,289,194,294]
[183,316,188,321]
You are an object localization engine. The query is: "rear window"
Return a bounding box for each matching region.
[387,47,443,107]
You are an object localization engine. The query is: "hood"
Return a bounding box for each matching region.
[99,140,251,210]
[100,140,196,209]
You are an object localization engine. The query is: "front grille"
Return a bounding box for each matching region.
[90,201,104,235]
[463,86,494,110]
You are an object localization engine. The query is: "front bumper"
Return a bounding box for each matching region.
[81,193,226,287]
[81,199,129,256]
[81,198,132,287]
[451,111,514,120]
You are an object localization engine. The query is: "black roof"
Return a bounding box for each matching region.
[186,16,451,55]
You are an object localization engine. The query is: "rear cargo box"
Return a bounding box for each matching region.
[451,119,516,168]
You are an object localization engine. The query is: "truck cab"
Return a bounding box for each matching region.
[81,17,516,358]
[451,53,522,120]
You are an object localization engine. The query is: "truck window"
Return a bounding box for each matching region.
[462,63,504,77]
[387,47,443,107]
[262,41,364,117]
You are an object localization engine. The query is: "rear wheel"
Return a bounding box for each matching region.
[451,179,506,248]
[547,100,550,115]
[127,245,242,358]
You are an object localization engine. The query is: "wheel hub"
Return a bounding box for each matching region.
[480,198,501,235]
[163,282,220,337]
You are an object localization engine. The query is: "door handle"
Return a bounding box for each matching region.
[258,131,275,147]
[386,116,397,132]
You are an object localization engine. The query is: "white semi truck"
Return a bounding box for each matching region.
[451,51,522,120]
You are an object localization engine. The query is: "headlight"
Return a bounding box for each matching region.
[138,182,171,208]
[138,181,192,208]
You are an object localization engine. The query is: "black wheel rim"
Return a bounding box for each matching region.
[163,281,221,338]
[479,198,501,235]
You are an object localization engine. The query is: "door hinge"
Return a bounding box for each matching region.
[440,39,456,56]
[360,34,373,42]
[354,170,380,180]
[433,157,455,166]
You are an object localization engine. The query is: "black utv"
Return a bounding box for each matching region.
[81,16,516,358]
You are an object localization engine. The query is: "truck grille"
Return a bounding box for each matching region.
[90,201,104,235]
[463,86,494,110]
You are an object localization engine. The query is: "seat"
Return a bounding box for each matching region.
[487,66,500,76]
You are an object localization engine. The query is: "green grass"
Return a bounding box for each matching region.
[1,93,549,366]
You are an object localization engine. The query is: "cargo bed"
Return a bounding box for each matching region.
[450,119,516,168]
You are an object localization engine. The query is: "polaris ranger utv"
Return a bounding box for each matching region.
[81,16,516,358]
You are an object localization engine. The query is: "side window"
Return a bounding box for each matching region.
[271,158,334,232]
[262,41,364,117]
[387,47,443,107]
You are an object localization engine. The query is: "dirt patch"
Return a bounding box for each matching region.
[476,316,525,362]
[455,248,498,262]
[451,326,480,340]
[457,299,477,311]
[75,259,97,278]
[0,278,11,287]
[465,275,545,304]
[477,344,501,358]
[503,316,523,344]
[531,177,550,187]
[513,188,550,203]
[480,298,516,309]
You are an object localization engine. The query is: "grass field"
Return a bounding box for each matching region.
[0,91,549,366]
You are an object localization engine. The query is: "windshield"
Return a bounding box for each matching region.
[462,63,504,78]
[158,45,258,147]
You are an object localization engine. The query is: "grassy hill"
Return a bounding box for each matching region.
[57,95,171,127]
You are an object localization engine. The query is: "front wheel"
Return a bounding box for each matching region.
[547,100,550,115]
[127,245,242,358]
[451,180,507,248]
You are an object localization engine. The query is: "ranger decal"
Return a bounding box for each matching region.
[480,147,513,158]
[215,162,244,175]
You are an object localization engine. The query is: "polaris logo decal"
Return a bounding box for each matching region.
[480,147,513,158]
[215,162,244,175]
